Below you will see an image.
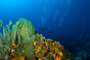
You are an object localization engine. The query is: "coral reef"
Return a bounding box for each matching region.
[0,18,74,60]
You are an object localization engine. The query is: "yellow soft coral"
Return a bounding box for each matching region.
[33,41,37,46]
[55,56,61,60]
[39,58,44,60]
[58,51,63,57]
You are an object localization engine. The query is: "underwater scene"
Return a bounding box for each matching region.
[0,0,90,60]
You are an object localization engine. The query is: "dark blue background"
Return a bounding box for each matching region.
[0,0,90,46]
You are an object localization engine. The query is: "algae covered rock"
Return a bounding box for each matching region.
[12,18,36,58]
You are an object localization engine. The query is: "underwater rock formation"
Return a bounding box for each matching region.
[0,18,74,60]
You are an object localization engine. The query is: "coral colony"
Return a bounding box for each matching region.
[0,18,74,60]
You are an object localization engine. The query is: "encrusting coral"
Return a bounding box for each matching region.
[0,18,74,60]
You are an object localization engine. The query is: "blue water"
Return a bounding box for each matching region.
[0,0,90,54]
